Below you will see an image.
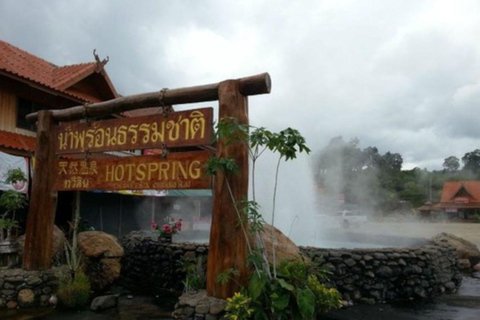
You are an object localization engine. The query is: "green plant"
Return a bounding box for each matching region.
[0,169,27,240]
[57,270,91,309]
[205,118,340,319]
[247,259,342,320]
[224,292,254,320]
[217,268,240,286]
[177,257,206,292]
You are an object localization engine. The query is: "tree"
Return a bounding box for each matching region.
[443,156,460,172]
[462,149,480,175]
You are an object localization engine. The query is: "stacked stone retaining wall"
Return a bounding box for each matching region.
[121,233,461,304]
[301,245,462,304]
[121,234,208,294]
[0,268,62,309]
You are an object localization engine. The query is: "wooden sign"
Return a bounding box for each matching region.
[55,108,213,154]
[54,151,212,191]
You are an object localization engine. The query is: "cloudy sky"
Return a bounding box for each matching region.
[3,0,480,243]
[2,0,480,170]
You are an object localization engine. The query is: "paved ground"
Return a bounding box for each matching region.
[357,222,480,247]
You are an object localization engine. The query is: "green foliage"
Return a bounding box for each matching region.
[57,270,91,309]
[443,156,460,172]
[177,257,206,291]
[0,169,28,221]
[0,218,18,230]
[215,117,250,146]
[4,168,27,185]
[237,199,265,233]
[225,292,254,320]
[217,268,240,285]
[245,260,342,320]
[0,190,27,218]
[211,118,340,318]
[204,156,239,176]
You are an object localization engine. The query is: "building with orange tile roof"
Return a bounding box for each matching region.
[437,181,480,219]
[0,39,118,156]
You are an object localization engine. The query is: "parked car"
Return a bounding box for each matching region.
[335,210,368,228]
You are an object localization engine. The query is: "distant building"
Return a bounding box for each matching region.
[436,181,480,219]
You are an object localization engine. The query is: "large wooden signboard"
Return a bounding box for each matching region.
[55,108,213,154]
[23,73,272,301]
[55,151,211,191]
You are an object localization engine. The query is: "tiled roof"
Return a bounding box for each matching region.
[0,130,36,152]
[0,39,115,103]
[440,181,480,203]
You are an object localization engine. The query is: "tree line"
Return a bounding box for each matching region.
[314,137,480,214]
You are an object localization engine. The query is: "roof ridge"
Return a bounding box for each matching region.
[55,62,96,70]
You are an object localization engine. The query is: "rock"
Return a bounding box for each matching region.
[474,263,480,272]
[359,297,375,305]
[7,300,17,309]
[179,291,208,308]
[18,289,35,307]
[444,281,456,291]
[458,259,471,270]
[345,259,356,267]
[78,231,124,258]
[432,233,480,267]
[376,266,393,278]
[90,294,118,311]
[256,224,308,266]
[40,295,50,307]
[209,300,227,315]
[18,225,66,263]
[183,306,195,317]
[205,315,218,320]
[78,231,124,291]
[196,302,210,314]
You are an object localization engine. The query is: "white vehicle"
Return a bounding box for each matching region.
[335,211,367,228]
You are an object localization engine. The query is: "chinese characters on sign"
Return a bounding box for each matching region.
[55,108,213,154]
[55,151,212,191]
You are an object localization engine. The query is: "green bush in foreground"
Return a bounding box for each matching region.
[57,271,91,309]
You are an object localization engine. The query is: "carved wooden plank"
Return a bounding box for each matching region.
[54,151,212,191]
[207,80,250,299]
[55,108,213,154]
[27,73,271,123]
[23,111,57,270]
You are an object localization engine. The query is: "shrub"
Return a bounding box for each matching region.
[224,292,254,320]
[245,259,342,320]
[57,271,91,309]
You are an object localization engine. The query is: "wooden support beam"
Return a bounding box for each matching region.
[23,111,58,270]
[27,73,271,123]
[206,80,250,299]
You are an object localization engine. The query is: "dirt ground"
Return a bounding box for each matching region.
[357,222,480,247]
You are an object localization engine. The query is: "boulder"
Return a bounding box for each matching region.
[78,231,124,291]
[474,263,480,272]
[17,289,35,307]
[432,233,480,268]
[90,294,118,311]
[18,225,66,263]
[255,224,308,267]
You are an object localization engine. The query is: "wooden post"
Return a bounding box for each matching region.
[207,80,250,299]
[23,110,57,270]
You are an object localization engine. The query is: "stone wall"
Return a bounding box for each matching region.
[0,268,62,309]
[301,244,462,304]
[121,233,461,304]
[121,233,208,294]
